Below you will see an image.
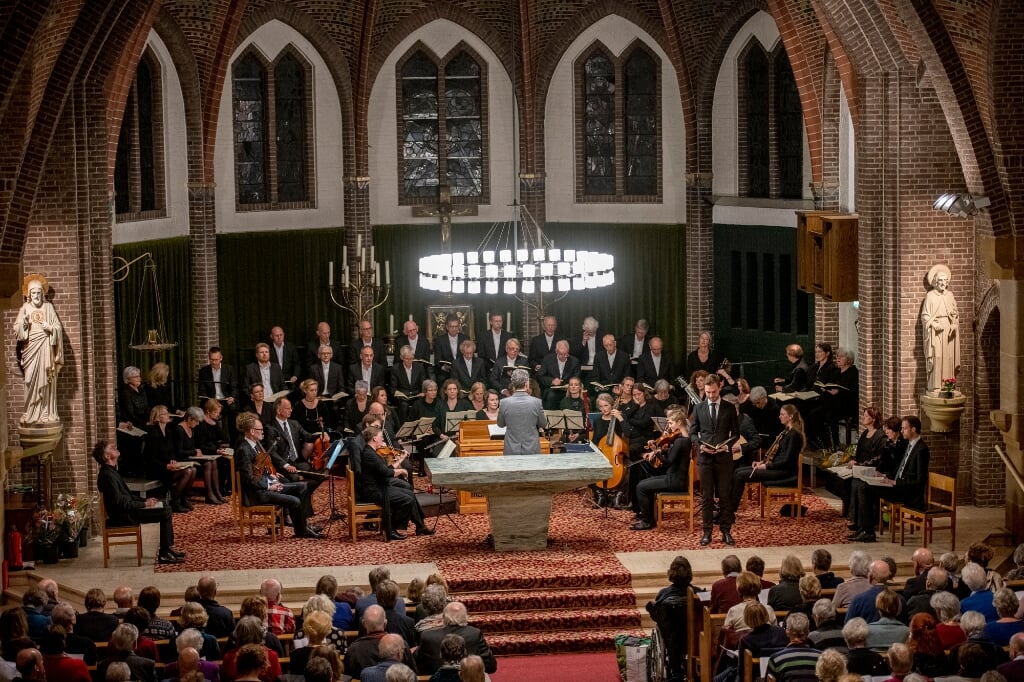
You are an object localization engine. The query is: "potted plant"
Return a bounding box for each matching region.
[27,509,61,564]
[940,377,956,399]
[55,493,91,558]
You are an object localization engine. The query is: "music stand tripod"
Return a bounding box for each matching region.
[423,441,462,532]
[317,440,349,535]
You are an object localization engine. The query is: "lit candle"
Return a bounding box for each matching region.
[357,234,362,253]
[385,260,391,286]
[328,261,334,286]
[389,314,395,332]
[343,267,350,287]
[361,248,366,270]
[370,245,375,266]
[375,262,381,285]
[342,246,347,268]
[507,311,512,329]
[409,314,414,321]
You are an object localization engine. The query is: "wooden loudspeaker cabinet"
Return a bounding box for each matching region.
[796,211,858,302]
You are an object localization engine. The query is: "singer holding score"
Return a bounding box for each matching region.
[729,404,805,516]
[689,374,739,545]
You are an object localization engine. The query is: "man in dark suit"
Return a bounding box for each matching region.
[355,425,432,540]
[393,319,432,365]
[307,321,345,372]
[433,314,468,383]
[348,346,388,395]
[849,415,930,542]
[269,326,303,386]
[198,346,239,407]
[571,316,603,368]
[489,338,530,395]
[774,344,811,393]
[477,312,512,370]
[997,632,1024,680]
[96,623,156,682]
[451,339,488,391]
[196,576,236,638]
[529,315,564,370]
[264,398,325,516]
[243,343,284,397]
[538,340,581,408]
[390,344,430,397]
[619,319,652,374]
[415,602,497,676]
[310,344,346,396]
[94,440,184,565]
[234,412,322,539]
[689,374,740,546]
[636,336,676,387]
[594,334,630,389]
[347,319,387,368]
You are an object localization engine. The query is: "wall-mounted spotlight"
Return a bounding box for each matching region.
[933,192,990,218]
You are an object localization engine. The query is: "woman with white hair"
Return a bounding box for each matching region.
[931,591,967,650]
[173,405,225,505]
[960,563,998,621]
[97,623,155,682]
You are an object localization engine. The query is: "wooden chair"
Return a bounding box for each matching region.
[760,456,803,524]
[879,501,900,543]
[229,455,284,542]
[99,496,143,568]
[347,465,384,542]
[897,472,957,549]
[655,458,697,532]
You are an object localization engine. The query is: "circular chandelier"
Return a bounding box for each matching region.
[418,201,615,296]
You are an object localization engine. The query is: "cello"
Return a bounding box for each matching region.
[597,396,627,491]
[310,414,330,471]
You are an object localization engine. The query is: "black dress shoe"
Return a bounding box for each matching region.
[307,524,323,535]
[297,528,324,539]
[721,531,735,546]
[847,523,859,531]
[157,552,184,565]
[167,548,186,558]
[388,531,407,541]
[700,532,713,546]
[630,520,654,531]
[415,527,436,536]
[850,531,877,542]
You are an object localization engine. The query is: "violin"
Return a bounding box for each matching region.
[254,447,278,478]
[376,446,407,467]
[644,427,686,468]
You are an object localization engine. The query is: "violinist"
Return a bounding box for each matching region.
[354,425,434,540]
[235,412,322,539]
[632,408,690,531]
[264,398,326,518]
[620,385,665,511]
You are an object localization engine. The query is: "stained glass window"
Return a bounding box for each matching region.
[233,53,268,205]
[401,52,440,198]
[775,48,803,200]
[624,49,657,196]
[275,54,308,202]
[114,50,164,220]
[445,52,482,197]
[583,52,616,196]
[744,46,770,198]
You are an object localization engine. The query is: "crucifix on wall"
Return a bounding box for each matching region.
[412,185,478,246]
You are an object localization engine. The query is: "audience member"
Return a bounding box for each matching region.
[0,609,34,663]
[866,589,910,650]
[961,562,999,621]
[788,576,822,624]
[196,577,235,638]
[1007,544,1024,581]
[997,632,1024,680]
[732,602,787,682]
[74,588,120,643]
[746,556,775,589]
[833,550,873,609]
[886,642,913,680]
[137,587,178,644]
[967,542,1006,592]
[842,617,889,676]
[986,588,1024,646]
[416,603,496,676]
[356,567,406,621]
[315,574,354,631]
[764,613,820,682]
[177,606,220,661]
[932,590,969,650]
[259,579,295,635]
[358,634,407,682]
[952,642,1001,680]
[846,560,896,623]
[815,648,847,682]
[220,617,281,682]
[21,588,51,641]
[951,611,1009,670]
[36,580,59,618]
[722,572,778,638]
[710,555,743,614]
[296,594,347,652]
[122,607,158,661]
[375,579,418,646]
[304,656,334,682]
[14,648,45,682]
[811,549,844,590]
[106,661,132,682]
[906,612,952,678]
[428,634,467,682]
[50,602,96,665]
[808,599,845,651]
[903,548,936,599]
[346,606,415,680]
[237,597,284,657]
[163,635,219,682]
[768,556,805,612]
[458,655,486,682]
[112,586,134,617]
[940,551,971,600]
[385,662,417,682]
[308,643,344,681]
[39,625,89,682]
[289,611,330,675]
[906,566,947,618]
[231,644,268,682]
[97,623,156,682]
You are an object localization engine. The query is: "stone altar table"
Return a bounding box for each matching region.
[426,450,612,551]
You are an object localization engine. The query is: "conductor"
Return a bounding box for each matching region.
[496,369,546,456]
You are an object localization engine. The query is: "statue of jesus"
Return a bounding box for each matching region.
[13,275,65,424]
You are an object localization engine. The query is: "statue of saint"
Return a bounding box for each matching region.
[920,264,960,393]
[13,275,64,424]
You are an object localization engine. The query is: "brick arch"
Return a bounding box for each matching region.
[237,1,358,180]
[988,0,1024,238]
[533,1,679,174]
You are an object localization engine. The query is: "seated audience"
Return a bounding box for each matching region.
[940,551,971,600]
[951,611,1009,670]
[746,556,775,589]
[296,594,348,653]
[952,642,1002,680]
[50,602,96,665]
[906,566,948,618]
[811,549,844,590]
[357,634,408,682]
[723,572,778,643]
[416,584,449,634]
[308,643,345,681]
[14,648,45,682]
[833,550,873,609]
[722,602,788,682]
[75,587,120,643]
[138,586,178,645]
[843,618,890,676]
[163,632,219,681]
[764,613,820,682]
[967,541,1006,592]
[21,588,51,641]
[932,590,968,650]
[710,555,743,614]
[885,642,913,681]
[985,587,1024,646]
[220,616,281,682]
[290,611,331,675]
[375,579,418,646]
[1006,543,1024,581]
[236,597,283,657]
[846,560,896,623]
[906,612,952,678]
[231,644,269,682]
[961,562,999,621]
[97,623,156,682]
[768,555,806,612]
[405,579,425,613]
[815,648,848,682]
[416,603,496,676]
[39,625,89,682]
[428,633,467,682]
[259,579,294,636]
[162,645,219,682]
[345,606,416,680]
[865,589,909,650]
[808,599,845,651]
[997,632,1024,680]
[177,606,220,661]
[315,574,355,632]
[787,576,822,623]
[122,607,158,661]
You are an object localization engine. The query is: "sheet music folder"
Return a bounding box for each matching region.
[544,410,585,430]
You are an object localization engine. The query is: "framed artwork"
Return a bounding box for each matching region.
[426,304,475,343]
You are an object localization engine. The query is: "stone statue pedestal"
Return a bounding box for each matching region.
[427,451,612,551]
[920,392,966,433]
[17,422,64,454]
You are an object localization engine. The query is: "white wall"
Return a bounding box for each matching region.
[214,19,345,233]
[544,15,686,223]
[113,31,189,245]
[711,10,812,202]
[368,19,516,226]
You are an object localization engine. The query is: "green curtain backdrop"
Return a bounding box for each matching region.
[216,228,348,369]
[113,237,195,407]
[373,222,687,361]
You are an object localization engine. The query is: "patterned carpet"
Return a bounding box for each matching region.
[158,482,848,579]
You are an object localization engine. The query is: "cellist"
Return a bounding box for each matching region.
[590,393,627,508]
[631,407,690,531]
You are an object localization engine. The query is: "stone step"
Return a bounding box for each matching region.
[473,606,641,634]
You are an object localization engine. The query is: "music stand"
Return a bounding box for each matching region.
[444,411,477,434]
[397,417,435,440]
[544,410,584,451]
[320,440,348,529]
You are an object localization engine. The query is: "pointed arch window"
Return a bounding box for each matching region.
[576,42,661,202]
[738,40,804,199]
[115,49,165,221]
[398,45,488,204]
[231,46,314,209]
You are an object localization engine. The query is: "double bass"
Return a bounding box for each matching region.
[597,396,627,490]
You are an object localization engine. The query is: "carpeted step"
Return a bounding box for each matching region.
[488,626,648,657]
[458,587,637,613]
[473,606,641,634]
[446,567,632,593]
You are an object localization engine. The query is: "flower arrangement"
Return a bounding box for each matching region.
[55,493,93,541]
[27,508,62,547]
[941,377,956,394]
